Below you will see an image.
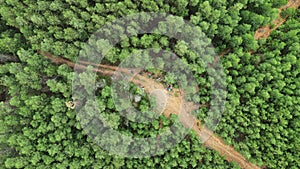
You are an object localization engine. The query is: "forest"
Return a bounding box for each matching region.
[0,0,299,168]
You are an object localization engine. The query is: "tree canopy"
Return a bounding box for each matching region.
[0,0,299,168]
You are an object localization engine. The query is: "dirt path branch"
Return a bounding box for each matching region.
[254,0,300,40]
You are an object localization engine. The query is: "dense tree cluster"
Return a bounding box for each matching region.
[0,0,299,168]
[0,48,237,168]
[217,10,300,168]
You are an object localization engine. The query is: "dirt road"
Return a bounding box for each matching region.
[39,50,260,169]
[254,0,300,40]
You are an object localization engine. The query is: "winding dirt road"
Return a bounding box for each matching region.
[38,50,260,169]
[37,2,300,168]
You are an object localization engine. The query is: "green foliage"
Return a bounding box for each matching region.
[272,0,288,8]
[0,18,28,55]
[0,0,299,168]
[281,7,296,17]
[216,10,300,168]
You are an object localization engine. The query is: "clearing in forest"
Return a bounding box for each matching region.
[39,50,260,169]
[39,2,300,167]
[36,1,300,168]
